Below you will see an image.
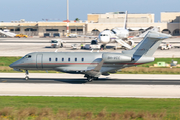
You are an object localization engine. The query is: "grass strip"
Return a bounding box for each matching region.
[0,96,180,119]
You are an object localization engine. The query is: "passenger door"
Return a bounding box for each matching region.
[36,54,43,69]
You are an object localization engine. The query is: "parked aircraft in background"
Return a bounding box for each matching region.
[9,31,171,82]
[98,11,134,49]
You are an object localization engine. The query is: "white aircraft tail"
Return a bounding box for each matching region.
[123,11,128,29]
[122,31,171,56]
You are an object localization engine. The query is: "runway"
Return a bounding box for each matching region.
[0,73,180,98]
[1,73,180,85]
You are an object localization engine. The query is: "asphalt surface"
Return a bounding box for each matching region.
[1,74,180,97]
[1,77,180,85]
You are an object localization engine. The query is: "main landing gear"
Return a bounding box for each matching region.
[85,75,99,82]
[25,70,29,80]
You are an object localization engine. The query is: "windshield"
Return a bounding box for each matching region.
[100,34,108,36]
[23,55,32,58]
[51,40,58,43]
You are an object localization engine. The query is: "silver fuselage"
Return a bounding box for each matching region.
[9,52,154,74]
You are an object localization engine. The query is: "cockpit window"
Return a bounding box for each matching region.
[24,55,31,58]
[100,34,108,36]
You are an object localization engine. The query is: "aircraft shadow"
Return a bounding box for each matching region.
[45,46,52,48]
[0,77,180,85]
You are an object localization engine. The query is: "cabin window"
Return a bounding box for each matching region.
[68,58,70,61]
[82,58,84,62]
[62,58,64,62]
[55,58,58,61]
[75,58,77,62]
[49,58,51,61]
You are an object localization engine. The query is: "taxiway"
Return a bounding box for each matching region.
[1,37,180,57]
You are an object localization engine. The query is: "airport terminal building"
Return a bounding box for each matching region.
[0,12,180,37]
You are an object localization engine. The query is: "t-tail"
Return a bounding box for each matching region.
[123,11,128,29]
[122,31,171,57]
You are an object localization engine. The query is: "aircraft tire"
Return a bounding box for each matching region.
[100,45,104,50]
[25,76,29,81]
[60,43,63,48]
[87,77,93,82]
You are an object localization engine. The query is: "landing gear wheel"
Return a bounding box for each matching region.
[60,43,63,48]
[25,76,29,80]
[87,77,93,82]
[101,45,104,50]
[25,70,29,81]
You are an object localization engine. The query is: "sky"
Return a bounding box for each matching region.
[0,0,180,22]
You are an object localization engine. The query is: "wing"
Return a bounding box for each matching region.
[84,60,104,77]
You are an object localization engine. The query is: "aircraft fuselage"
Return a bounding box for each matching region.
[10,52,154,74]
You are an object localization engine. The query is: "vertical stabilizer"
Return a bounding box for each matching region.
[122,31,171,56]
[123,11,128,29]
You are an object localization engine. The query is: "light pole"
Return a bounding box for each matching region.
[66,0,69,34]
[67,0,69,20]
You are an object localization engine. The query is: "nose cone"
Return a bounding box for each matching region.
[99,36,110,44]
[9,62,16,68]
[9,59,22,68]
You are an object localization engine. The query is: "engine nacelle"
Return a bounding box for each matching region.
[127,40,134,47]
[102,53,132,63]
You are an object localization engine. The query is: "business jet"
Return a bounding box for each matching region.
[9,31,171,82]
[98,11,134,50]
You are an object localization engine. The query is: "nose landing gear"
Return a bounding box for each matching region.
[25,70,29,81]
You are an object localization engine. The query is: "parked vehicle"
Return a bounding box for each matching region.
[15,34,28,38]
[71,44,81,49]
[84,44,91,49]
[51,39,65,48]
[68,34,77,38]
[160,43,172,50]
[90,40,100,50]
